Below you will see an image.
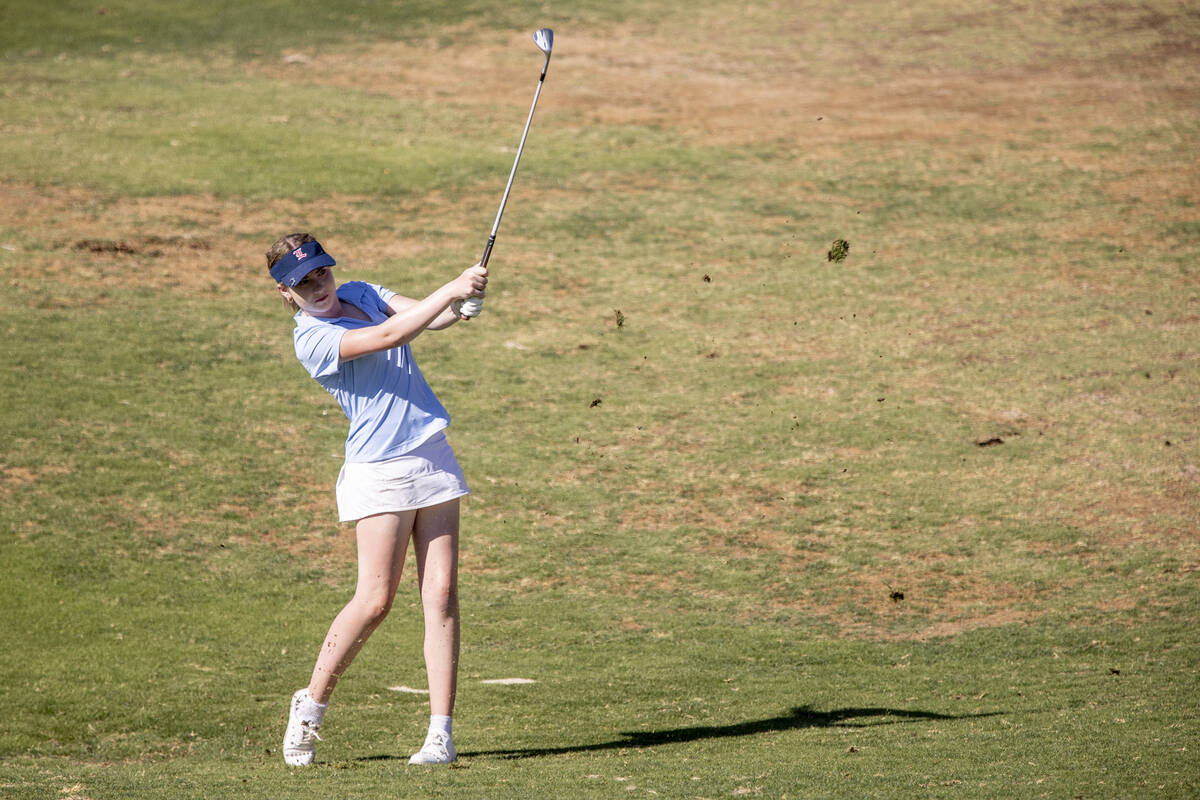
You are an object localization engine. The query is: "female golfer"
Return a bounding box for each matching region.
[268,233,486,767]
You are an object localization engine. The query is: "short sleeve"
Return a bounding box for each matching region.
[364,282,397,315]
[294,320,345,379]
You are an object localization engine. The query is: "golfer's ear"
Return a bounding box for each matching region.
[277,284,300,312]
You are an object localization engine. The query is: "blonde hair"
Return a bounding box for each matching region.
[266,232,317,313]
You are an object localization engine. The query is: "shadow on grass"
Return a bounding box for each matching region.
[359,705,1003,762]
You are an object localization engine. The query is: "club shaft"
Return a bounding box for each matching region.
[481,55,550,268]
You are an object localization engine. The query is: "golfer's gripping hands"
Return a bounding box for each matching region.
[449,264,487,320]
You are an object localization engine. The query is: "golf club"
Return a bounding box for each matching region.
[457,27,553,318]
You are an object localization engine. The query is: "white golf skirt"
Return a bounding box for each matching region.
[335,431,470,522]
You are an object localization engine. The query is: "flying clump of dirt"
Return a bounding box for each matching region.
[827,239,850,262]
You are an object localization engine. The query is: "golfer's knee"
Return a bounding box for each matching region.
[353,588,394,624]
[423,578,458,618]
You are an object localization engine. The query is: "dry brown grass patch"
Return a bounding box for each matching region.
[767,565,1046,641]
[0,184,486,305]
[244,24,1198,160]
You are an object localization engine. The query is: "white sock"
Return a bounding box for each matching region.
[298,690,329,725]
[428,714,452,740]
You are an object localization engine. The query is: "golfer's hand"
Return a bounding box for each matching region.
[450,263,487,319]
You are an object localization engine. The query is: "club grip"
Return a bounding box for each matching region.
[480,236,496,270]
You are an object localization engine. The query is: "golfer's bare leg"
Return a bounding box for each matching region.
[413,499,461,717]
[308,511,414,704]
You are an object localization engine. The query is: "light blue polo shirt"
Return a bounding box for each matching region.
[293,281,450,463]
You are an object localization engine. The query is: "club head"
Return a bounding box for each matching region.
[533,28,553,56]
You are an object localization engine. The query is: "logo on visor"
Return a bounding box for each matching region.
[293,247,307,260]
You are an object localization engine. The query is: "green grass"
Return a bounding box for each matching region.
[0,0,653,58]
[0,57,500,197]
[1,0,1199,797]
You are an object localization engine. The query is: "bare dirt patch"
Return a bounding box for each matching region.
[1069,479,1200,564]
[0,183,487,306]
[753,561,1048,641]
[248,26,1199,161]
[0,464,74,504]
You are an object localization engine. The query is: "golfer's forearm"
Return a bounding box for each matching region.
[379,288,457,343]
[341,288,454,357]
[426,306,461,330]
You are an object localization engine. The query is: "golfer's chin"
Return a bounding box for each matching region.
[301,298,340,318]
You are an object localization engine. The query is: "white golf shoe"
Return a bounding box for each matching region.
[283,689,323,766]
[408,730,457,765]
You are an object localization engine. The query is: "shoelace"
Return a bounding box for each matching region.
[421,731,449,755]
[289,720,322,748]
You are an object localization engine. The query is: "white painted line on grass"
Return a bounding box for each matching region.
[480,677,537,685]
[388,685,430,694]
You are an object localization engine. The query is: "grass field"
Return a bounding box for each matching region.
[1,1,1198,798]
